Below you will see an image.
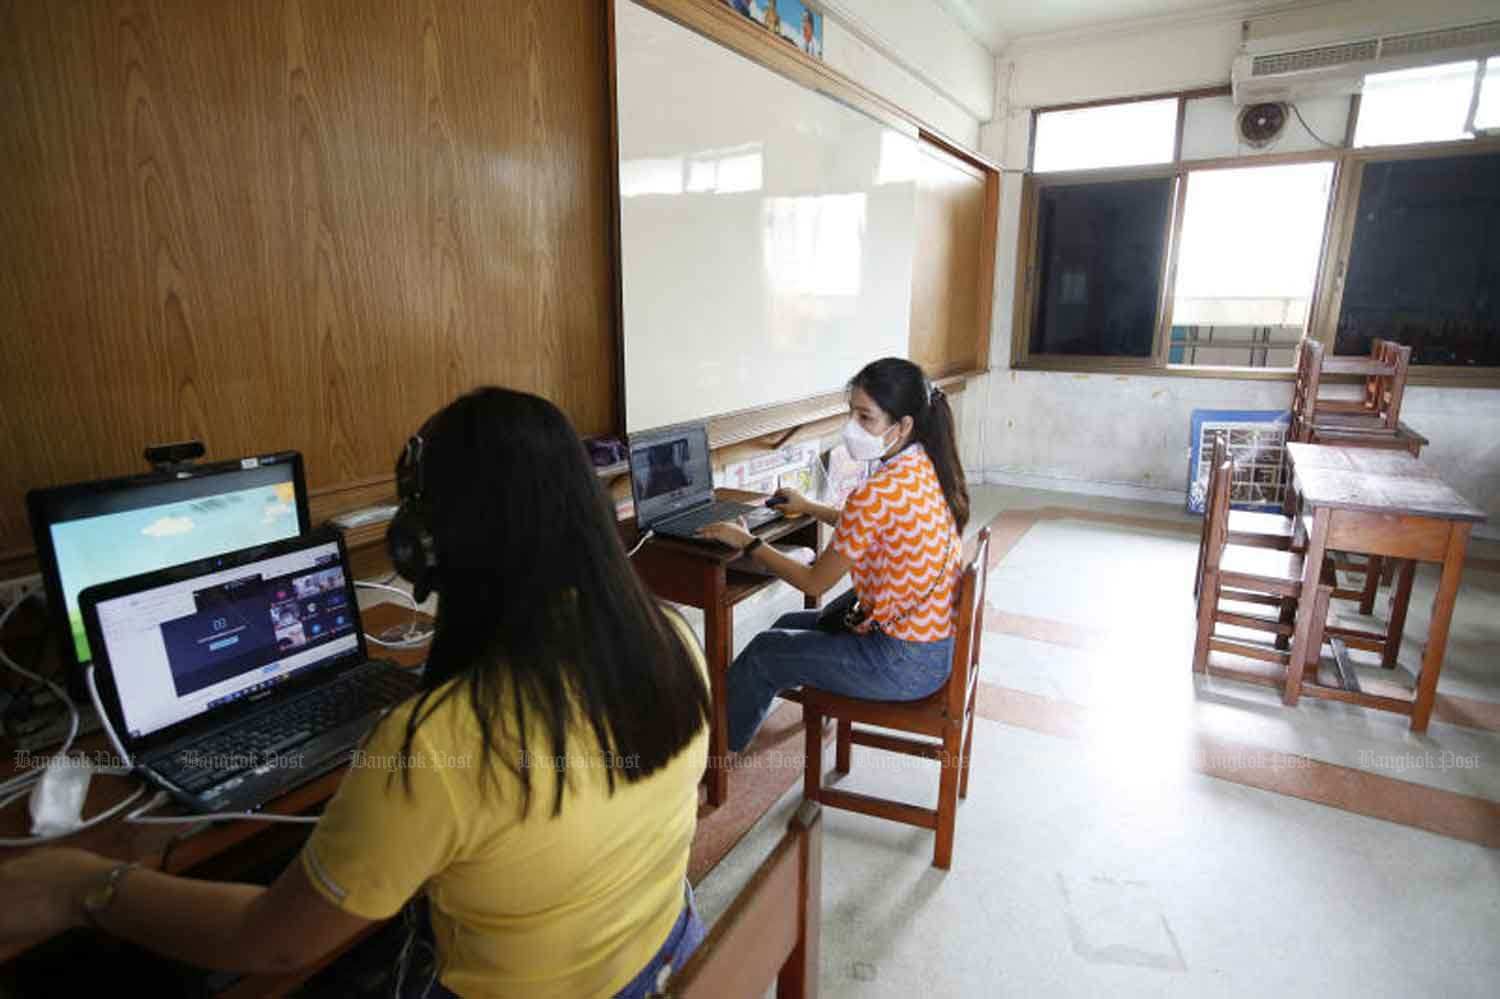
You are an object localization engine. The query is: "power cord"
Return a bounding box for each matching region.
[353,580,433,650]
[626,529,655,559]
[1288,102,1342,149]
[0,598,148,844]
[0,594,78,801]
[125,790,320,826]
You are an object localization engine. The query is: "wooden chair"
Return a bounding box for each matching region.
[1292,338,1411,441]
[1316,338,1391,415]
[1193,432,1295,600]
[799,527,991,870]
[1195,456,1329,687]
[653,802,821,999]
[1288,339,1414,609]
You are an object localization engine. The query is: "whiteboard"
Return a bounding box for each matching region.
[615,0,918,433]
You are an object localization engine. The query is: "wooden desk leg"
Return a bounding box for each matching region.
[1381,559,1416,670]
[703,568,732,807]
[1284,507,1331,706]
[1410,525,1471,733]
[1359,556,1383,615]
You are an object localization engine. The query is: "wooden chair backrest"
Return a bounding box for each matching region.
[661,802,822,999]
[1291,338,1325,441]
[946,526,992,722]
[1202,457,1234,575]
[1379,342,1410,428]
[1197,433,1228,557]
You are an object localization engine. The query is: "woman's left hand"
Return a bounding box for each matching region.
[695,517,755,550]
[0,847,113,939]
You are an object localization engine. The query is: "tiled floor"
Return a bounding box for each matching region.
[695,486,1500,998]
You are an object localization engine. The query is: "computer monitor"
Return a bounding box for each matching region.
[26,451,311,675]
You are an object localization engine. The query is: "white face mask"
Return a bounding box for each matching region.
[842,417,896,462]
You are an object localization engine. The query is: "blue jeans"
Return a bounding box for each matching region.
[727,610,955,753]
[400,881,706,998]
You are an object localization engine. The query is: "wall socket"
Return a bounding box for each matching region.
[0,573,45,613]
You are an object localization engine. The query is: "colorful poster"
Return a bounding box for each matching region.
[716,443,822,499]
[722,0,823,60]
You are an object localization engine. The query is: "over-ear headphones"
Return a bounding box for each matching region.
[387,433,439,603]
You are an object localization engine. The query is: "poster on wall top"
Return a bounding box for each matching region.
[722,0,823,60]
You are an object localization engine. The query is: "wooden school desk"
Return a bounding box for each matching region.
[0,602,426,995]
[1283,444,1486,732]
[619,490,819,807]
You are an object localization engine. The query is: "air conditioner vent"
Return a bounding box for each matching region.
[1378,20,1500,59]
[1251,40,1378,77]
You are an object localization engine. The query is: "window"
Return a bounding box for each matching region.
[1477,56,1500,133]
[1032,98,1178,173]
[1031,177,1175,357]
[1354,58,1500,147]
[1333,150,1500,367]
[1016,85,1500,380]
[1170,162,1336,368]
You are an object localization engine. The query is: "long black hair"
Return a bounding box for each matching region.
[849,358,970,533]
[391,388,709,816]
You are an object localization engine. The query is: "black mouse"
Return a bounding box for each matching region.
[766,493,789,507]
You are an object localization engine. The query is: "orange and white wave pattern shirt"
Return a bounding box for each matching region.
[832,444,959,643]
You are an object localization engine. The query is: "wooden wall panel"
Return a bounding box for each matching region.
[0,0,617,560]
[908,141,987,378]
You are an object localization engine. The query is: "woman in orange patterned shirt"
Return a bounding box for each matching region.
[697,358,969,752]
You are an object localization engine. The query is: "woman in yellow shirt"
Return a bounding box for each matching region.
[0,388,712,999]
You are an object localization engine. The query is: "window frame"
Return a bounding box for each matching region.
[1014,85,1500,386]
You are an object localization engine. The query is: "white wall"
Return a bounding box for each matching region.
[973,0,1500,535]
[819,0,994,122]
[808,1,994,466]
[819,0,993,148]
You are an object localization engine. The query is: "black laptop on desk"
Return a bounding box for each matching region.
[628,423,781,542]
[79,529,422,815]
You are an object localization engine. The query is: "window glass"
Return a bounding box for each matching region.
[1032,99,1178,173]
[1335,152,1500,366]
[1354,60,1478,147]
[1170,162,1336,368]
[1031,177,1175,357]
[1475,56,1499,132]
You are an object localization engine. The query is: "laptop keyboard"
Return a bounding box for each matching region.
[153,663,422,793]
[662,500,766,533]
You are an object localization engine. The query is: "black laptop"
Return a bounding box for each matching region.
[80,529,421,814]
[628,423,781,541]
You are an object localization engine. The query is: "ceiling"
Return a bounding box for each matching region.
[931,0,1295,51]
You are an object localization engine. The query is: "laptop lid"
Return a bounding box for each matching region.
[628,423,715,530]
[80,528,368,758]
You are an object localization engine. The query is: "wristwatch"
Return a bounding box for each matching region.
[82,861,140,929]
[743,536,764,554]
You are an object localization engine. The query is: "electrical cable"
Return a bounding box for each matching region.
[626,529,655,559]
[0,600,145,844]
[353,579,433,649]
[125,790,320,826]
[1288,102,1342,149]
[0,594,79,798]
[0,784,148,847]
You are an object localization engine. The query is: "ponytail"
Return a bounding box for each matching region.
[917,388,970,533]
[848,358,970,533]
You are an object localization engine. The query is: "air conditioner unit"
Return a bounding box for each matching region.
[1231,18,1500,105]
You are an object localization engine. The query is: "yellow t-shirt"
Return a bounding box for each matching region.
[299,610,709,998]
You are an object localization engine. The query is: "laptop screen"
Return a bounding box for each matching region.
[630,425,713,528]
[91,538,360,741]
